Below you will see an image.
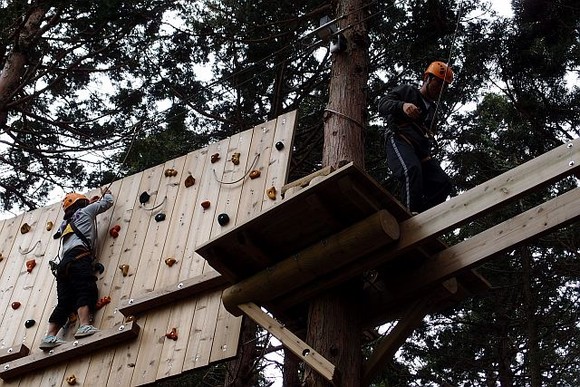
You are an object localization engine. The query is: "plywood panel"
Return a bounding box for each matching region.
[0,112,298,386]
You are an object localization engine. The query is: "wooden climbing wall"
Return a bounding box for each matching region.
[0,111,296,386]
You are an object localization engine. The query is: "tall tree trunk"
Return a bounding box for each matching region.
[0,3,47,127]
[282,348,301,387]
[303,0,369,385]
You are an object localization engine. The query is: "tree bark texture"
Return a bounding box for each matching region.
[321,0,368,170]
[0,4,47,127]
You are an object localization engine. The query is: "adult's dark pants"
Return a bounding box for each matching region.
[49,250,98,327]
[385,134,452,213]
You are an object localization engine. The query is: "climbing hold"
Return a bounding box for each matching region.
[266,186,277,200]
[11,302,21,310]
[119,264,129,277]
[25,259,36,273]
[165,257,177,267]
[46,221,54,231]
[0,253,3,262]
[231,152,241,165]
[184,175,196,188]
[155,213,166,222]
[275,141,285,151]
[109,225,121,238]
[94,262,105,274]
[164,168,178,177]
[201,200,211,210]
[166,327,178,341]
[20,223,31,234]
[249,170,261,179]
[24,319,35,328]
[210,153,220,163]
[96,296,111,310]
[217,213,230,226]
[66,374,77,385]
[139,191,150,204]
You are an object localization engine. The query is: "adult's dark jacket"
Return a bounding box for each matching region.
[378,84,437,160]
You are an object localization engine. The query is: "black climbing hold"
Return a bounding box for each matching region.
[217,213,230,226]
[139,191,150,204]
[275,141,284,151]
[155,213,166,222]
[94,262,105,274]
[25,319,35,328]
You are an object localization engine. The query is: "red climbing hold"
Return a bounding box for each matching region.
[95,296,111,310]
[166,327,178,341]
[26,259,36,273]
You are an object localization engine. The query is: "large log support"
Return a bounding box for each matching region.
[222,210,400,316]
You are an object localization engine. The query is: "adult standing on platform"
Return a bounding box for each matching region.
[378,61,454,213]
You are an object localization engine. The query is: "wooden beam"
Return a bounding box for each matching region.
[362,299,431,386]
[389,187,580,302]
[118,271,227,317]
[0,321,140,381]
[0,345,29,364]
[281,166,334,196]
[238,302,339,386]
[270,140,580,311]
[399,138,579,249]
[222,210,400,316]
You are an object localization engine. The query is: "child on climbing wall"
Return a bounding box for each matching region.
[40,188,114,350]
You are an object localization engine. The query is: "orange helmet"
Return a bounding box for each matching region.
[424,61,454,84]
[62,193,89,213]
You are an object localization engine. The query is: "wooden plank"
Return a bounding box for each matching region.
[399,138,579,250]
[0,321,140,380]
[118,270,227,317]
[107,165,164,387]
[387,187,580,301]
[262,110,297,210]
[5,203,60,350]
[155,146,212,381]
[222,210,400,316]
[239,302,339,386]
[362,299,430,386]
[81,177,142,387]
[281,166,333,196]
[0,344,29,364]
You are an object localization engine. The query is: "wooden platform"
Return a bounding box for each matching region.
[196,163,489,327]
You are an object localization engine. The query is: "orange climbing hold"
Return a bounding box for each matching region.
[26,259,36,273]
[267,186,277,200]
[249,169,261,179]
[66,374,77,385]
[164,168,178,177]
[166,327,178,341]
[201,200,211,209]
[210,153,220,163]
[119,264,129,277]
[46,221,54,231]
[165,257,177,267]
[95,296,111,310]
